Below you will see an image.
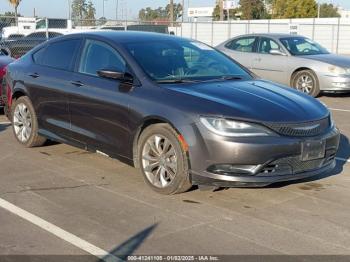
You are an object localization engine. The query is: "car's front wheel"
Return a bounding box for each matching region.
[291,70,320,97]
[12,96,46,147]
[138,123,192,195]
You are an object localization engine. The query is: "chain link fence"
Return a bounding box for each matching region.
[1,16,350,59]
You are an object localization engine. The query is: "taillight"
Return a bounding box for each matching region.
[0,66,6,78]
[0,66,5,104]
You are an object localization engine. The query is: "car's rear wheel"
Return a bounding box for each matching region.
[12,96,46,147]
[292,70,320,97]
[138,123,192,195]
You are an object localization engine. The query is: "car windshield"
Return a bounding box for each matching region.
[280,37,329,56]
[125,40,252,83]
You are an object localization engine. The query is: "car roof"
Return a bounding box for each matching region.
[235,33,306,39]
[61,31,183,43]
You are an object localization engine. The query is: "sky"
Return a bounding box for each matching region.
[0,0,349,20]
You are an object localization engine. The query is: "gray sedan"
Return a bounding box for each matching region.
[216,33,350,97]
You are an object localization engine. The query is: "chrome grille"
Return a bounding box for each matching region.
[264,117,330,137]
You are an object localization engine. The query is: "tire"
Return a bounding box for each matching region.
[138,123,192,195]
[11,96,46,147]
[291,70,320,97]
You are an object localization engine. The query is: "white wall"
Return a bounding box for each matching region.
[170,18,350,54]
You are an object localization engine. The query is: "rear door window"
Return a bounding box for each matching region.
[258,37,283,54]
[33,39,81,71]
[225,37,257,53]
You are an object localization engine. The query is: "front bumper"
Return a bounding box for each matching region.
[319,74,350,92]
[188,125,340,187]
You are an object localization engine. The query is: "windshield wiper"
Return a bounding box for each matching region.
[198,75,244,83]
[156,75,244,84]
[156,79,198,84]
[220,75,243,80]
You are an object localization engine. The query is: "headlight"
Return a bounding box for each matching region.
[200,117,275,137]
[328,66,350,75]
[329,112,335,128]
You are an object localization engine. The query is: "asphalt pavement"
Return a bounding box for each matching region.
[0,94,349,261]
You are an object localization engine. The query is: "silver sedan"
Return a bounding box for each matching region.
[216,33,350,97]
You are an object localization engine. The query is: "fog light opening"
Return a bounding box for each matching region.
[208,164,260,176]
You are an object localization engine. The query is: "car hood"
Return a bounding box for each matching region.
[164,80,328,123]
[300,54,350,68]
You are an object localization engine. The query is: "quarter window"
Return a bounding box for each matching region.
[79,40,126,76]
[32,47,46,64]
[225,37,257,53]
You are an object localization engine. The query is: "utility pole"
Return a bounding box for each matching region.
[116,0,119,20]
[317,2,321,18]
[182,0,184,23]
[219,0,224,21]
[170,0,174,27]
[102,0,108,18]
[67,0,71,19]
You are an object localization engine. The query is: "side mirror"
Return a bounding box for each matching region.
[97,69,133,82]
[269,49,286,56]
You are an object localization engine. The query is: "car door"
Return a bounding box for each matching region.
[221,36,258,71]
[68,38,132,156]
[252,37,289,85]
[25,38,81,139]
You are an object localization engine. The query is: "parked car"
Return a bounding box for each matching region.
[0,50,14,111]
[6,34,25,40]
[100,24,170,34]
[6,31,340,194]
[217,33,350,97]
[0,31,62,58]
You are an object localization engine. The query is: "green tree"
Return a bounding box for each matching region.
[7,0,22,23]
[139,7,165,21]
[319,3,340,18]
[166,3,183,21]
[85,1,96,26]
[272,0,317,18]
[72,0,88,22]
[212,4,240,21]
[284,0,317,18]
[138,4,183,22]
[271,0,287,18]
[239,0,268,20]
[71,0,97,26]
[213,4,221,20]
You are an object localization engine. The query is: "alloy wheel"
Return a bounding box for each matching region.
[141,135,178,188]
[13,103,32,143]
[295,74,314,94]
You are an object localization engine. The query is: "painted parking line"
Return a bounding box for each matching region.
[329,108,350,113]
[0,121,11,125]
[336,157,350,163]
[0,198,120,262]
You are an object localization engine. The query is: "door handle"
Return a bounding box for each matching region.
[71,81,84,87]
[254,58,261,62]
[29,73,39,78]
